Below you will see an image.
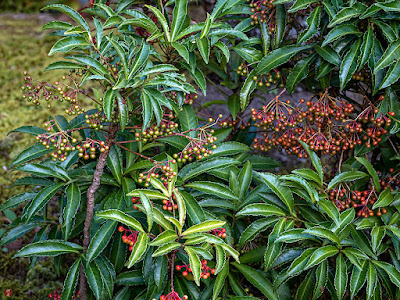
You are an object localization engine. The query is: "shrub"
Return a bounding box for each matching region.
[1,0,400,299]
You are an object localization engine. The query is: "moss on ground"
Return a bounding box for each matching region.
[0,14,68,203]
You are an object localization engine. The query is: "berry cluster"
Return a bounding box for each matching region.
[48,289,80,299]
[118,226,140,251]
[168,91,198,105]
[329,170,399,217]
[251,91,393,157]
[210,227,227,238]
[247,0,276,27]
[162,197,178,211]
[135,113,179,142]
[176,260,216,279]
[156,291,188,300]
[138,160,177,186]
[131,196,141,210]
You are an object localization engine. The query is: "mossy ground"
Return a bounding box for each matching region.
[0,14,67,298]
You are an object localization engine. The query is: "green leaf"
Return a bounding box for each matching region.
[328,3,366,27]
[145,5,170,41]
[304,226,340,245]
[339,38,362,90]
[173,189,186,228]
[128,43,150,80]
[171,42,190,64]
[48,36,90,56]
[86,220,117,263]
[149,230,178,246]
[84,260,103,299]
[116,271,144,287]
[232,45,263,63]
[237,203,286,217]
[44,61,85,72]
[171,0,188,41]
[297,6,320,45]
[106,37,128,77]
[238,217,278,247]
[138,191,154,232]
[96,209,144,233]
[197,37,210,64]
[372,260,400,288]
[355,157,380,192]
[255,45,310,74]
[126,232,149,268]
[313,260,328,300]
[185,181,238,200]
[63,183,81,239]
[0,191,36,211]
[367,262,378,298]
[103,89,115,121]
[42,20,74,31]
[299,141,323,182]
[274,4,287,48]
[350,224,376,258]
[213,260,229,300]
[350,260,368,299]
[257,172,294,215]
[286,54,315,93]
[289,0,317,12]
[305,246,339,270]
[24,183,64,221]
[373,188,394,209]
[315,45,340,65]
[14,240,82,258]
[43,4,91,34]
[182,220,226,236]
[380,59,400,89]
[295,269,315,300]
[67,54,108,75]
[208,142,250,158]
[181,191,205,224]
[179,104,198,138]
[335,253,347,299]
[318,199,340,225]
[0,222,42,247]
[61,258,81,300]
[358,26,374,71]
[152,242,181,257]
[375,39,400,72]
[17,163,69,181]
[179,157,240,181]
[322,24,362,47]
[232,262,279,300]
[228,94,240,120]
[214,245,226,274]
[274,228,312,243]
[328,171,368,190]
[185,246,202,286]
[240,69,257,110]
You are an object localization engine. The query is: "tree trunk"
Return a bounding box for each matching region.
[79,125,118,300]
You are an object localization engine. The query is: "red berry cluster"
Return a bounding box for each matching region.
[48,289,80,299]
[251,91,392,157]
[329,170,399,217]
[156,291,188,300]
[131,197,141,210]
[118,226,140,251]
[176,260,216,280]
[210,228,227,238]
[162,197,178,211]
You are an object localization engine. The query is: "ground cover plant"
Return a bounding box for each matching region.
[1,0,400,299]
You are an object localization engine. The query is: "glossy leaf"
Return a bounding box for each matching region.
[96,209,144,233]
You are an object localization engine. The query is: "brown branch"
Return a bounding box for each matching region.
[79,124,118,300]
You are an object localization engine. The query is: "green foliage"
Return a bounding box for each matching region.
[2,0,400,299]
